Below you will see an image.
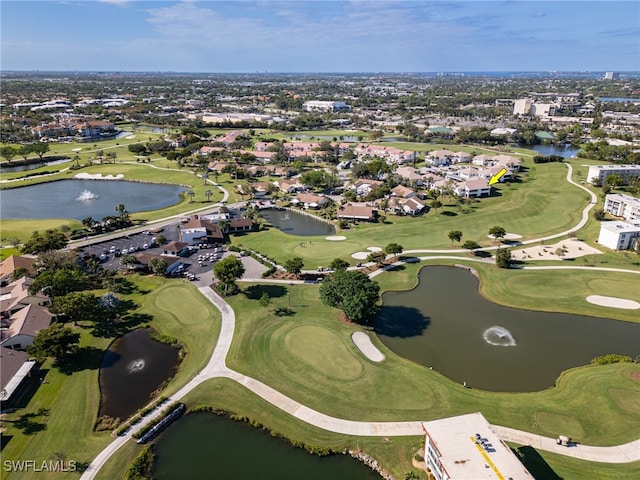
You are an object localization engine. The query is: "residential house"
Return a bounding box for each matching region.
[1,304,54,350]
[395,166,424,186]
[390,184,416,199]
[388,196,426,216]
[276,179,305,194]
[350,178,384,197]
[453,178,491,198]
[0,255,36,287]
[337,203,377,221]
[0,347,36,404]
[291,193,329,209]
[0,277,51,318]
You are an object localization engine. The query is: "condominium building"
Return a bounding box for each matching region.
[604,193,640,221]
[422,413,534,480]
[587,165,640,186]
[597,220,640,250]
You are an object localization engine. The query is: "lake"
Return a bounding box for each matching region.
[529,144,581,158]
[99,328,180,421]
[152,412,381,480]
[261,208,336,236]
[375,266,639,392]
[0,179,185,220]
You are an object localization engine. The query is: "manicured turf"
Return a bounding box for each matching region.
[1,277,220,480]
[225,282,640,448]
[232,162,589,268]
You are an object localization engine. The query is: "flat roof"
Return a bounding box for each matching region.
[422,412,534,480]
[600,220,640,233]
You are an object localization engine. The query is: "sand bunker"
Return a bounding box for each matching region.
[351,332,385,362]
[325,235,347,241]
[351,252,370,260]
[126,135,136,140]
[586,295,640,310]
[488,232,522,240]
[367,246,383,252]
[74,173,124,180]
[511,239,601,261]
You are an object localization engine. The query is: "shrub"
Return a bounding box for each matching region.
[94,415,121,431]
[591,354,633,365]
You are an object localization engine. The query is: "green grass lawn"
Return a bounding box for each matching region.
[225,282,640,442]
[1,276,220,480]
[232,162,588,269]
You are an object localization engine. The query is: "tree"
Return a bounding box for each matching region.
[319,270,380,324]
[148,258,168,276]
[18,144,33,161]
[488,225,507,243]
[213,256,245,295]
[284,257,304,276]
[29,268,88,297]
[448,230,463,245]
[462,240,481,254]
[50,292,99,323]
[31,142,50,160]
[186,190,195,203]
[22,229,68,254]
[155,234,167,245]
[495,248,512,268]
[430,199,442,213]
[329,258,350,272]
[0,145,18,163]
[204,189,213,202]
[593,208,606,221]
[259,292,271,311]
[27,324,80,362]
[605,173,624,189]
[384,243,403,260]
[367,250,386,265]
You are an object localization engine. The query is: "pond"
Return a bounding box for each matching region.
[0,179,185,220]
[99,328,180,421]
[0,158,72,173]
[375,266,640,392]
[261,208,336,236]
[152,412,380,480]
[529,144,581,158]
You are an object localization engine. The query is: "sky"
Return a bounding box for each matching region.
[1,0,639,73]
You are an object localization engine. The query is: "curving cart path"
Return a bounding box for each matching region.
[80,162,640,479]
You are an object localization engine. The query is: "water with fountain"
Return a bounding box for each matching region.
[75,188,100,202]
[260,208,335,236]
[1,179,185,220]
[375,266,640,392]
[98,328,180,422]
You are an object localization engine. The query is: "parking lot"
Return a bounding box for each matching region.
[80,225,228,280]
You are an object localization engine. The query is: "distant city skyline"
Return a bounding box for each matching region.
[1,1,638,73]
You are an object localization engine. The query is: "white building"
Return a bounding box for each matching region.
[422,412,534,480]
[302,100,350,112]
[513,99,532,115]
[587,165,640,185]
[604,193,640,221]
[597,220,640,250]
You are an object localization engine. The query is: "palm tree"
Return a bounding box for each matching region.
[186,190,195,203]
[204,189,213,202]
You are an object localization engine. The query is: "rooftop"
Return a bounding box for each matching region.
[422,412,534,480]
